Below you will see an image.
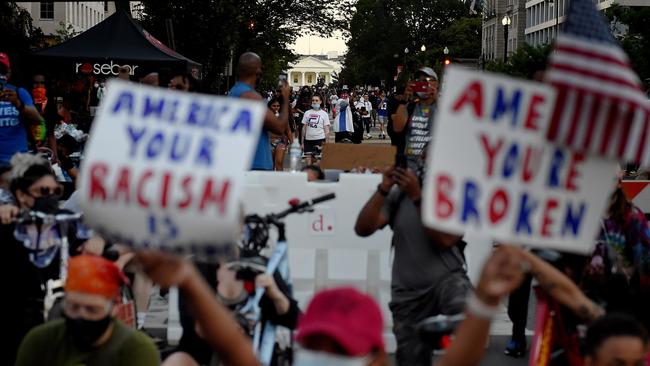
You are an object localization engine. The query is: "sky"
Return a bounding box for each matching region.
[291,34,348,56]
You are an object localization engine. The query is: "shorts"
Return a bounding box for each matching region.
[378,115,388,124]
[271,138,287,150]
[304,139,325,154]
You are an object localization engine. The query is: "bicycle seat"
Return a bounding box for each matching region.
[227,256,268,281]
[417,314,465,346]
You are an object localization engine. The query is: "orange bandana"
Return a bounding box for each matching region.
[65,255,128,299]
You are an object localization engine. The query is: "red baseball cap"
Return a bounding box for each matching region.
[0,53,10,69]
[296,287,384,356]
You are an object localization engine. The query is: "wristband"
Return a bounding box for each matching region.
[377,184,390,197]
[465,292,500,320]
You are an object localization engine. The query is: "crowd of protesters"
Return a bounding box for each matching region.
[2,47,650,366]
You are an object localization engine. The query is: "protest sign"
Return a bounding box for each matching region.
[422,67,617,253]
[78,80,265,256]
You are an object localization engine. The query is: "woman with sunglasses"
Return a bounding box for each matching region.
[0,153,83,365]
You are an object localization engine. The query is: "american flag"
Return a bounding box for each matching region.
[545,0,650,165]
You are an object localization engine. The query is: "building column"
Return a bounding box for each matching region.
[301,72,305,86]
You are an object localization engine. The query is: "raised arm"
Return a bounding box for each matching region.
[136,251,258,366]
[354,167,393,237]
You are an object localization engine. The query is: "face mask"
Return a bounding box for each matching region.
[32,194,60,214]
[416,92,429,100]
[65,314,113,350]
[293,349,370,366]
[274,112,280,117]
[311,103,321,110]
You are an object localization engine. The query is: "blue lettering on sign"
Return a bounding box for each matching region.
[126,125,147,157]
[195,137,215,166]
[169,133,191,162]
[548,148,564,188]
[146,131,165,158]
[112,91,134,114]
[461,180,480,224]
[562,202,586,236]
[143,96,166,119]
[492,87,522,126]
[502,143,519,179]
[231,110,252,132]
[515,193,537,235]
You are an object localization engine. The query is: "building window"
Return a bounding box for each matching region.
[104,1,108,12]
[307,75,313,84]
[40,2,54,19]
[293,77,299,84]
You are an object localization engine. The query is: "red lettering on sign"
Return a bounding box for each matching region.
[488,189,509,224]
[565,153,585,192]
[199,179,231,215]
[541,199,559,237]
[137,170,153,207]
[436,174,454,219]
[89,163,108,201]
[452,81,483,118]
[479,133,503,177]
[524,94,545,131]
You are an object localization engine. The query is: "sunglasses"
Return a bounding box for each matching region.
[30,186,63,198]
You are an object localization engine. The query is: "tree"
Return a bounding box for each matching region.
[53,21,80,43]
[340,0,480,87]
[0,2,44,82]
[485,43,551,80]
[605,5,650,93]
[139,0,352,93]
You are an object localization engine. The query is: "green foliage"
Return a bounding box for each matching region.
[484,44,551,80]
[341,0,480,87]
[139,0,352,93]
[605,5,650,92]
[0,2,45,82]
[53,21,80,44]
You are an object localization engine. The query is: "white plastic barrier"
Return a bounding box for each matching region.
[168,171,494,352]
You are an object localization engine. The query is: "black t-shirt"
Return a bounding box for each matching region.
[387,97,408,152]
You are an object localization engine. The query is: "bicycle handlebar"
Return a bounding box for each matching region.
[274,193,336,220]
[15,211,82,225]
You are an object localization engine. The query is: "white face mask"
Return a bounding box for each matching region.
[293,349,370,366]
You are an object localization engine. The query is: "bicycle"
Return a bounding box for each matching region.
[226,193,336,365]
[14,210,136,327]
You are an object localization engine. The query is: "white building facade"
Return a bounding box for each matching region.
[17,2,143,37]
[286,56,342,87]
[482,0,527,61]
[526,0,650,46]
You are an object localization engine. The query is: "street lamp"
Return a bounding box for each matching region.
[502,14,511,62]
[420,45,426,52]
[404,48,409,54]
[443,47,449,55]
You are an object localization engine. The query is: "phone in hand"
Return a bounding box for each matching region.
[395,153,408,169]
[411,81,428,94]
[278,73,288,87]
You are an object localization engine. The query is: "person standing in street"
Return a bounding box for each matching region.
[0,53,42,168]
[376,91,388,139]
[301,94,330,165]
[332,89,354,142]
[356,94,373,139]
[229,52,290,170]
[392,67,438,170]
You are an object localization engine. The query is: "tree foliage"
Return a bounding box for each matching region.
[340,0,479,86]
[605,5,650,93]
[485,43,552,80]
[0,2,45,82]
[139,0,351,93]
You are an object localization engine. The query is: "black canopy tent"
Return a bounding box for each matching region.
[32,9,201,79]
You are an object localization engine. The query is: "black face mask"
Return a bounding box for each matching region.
[65,314,113,350]
[32,194,59,214]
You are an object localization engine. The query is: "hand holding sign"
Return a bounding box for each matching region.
[79,80,265,259]
[422,67,617,253]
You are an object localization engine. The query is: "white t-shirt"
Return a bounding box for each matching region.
[302,109,330,140]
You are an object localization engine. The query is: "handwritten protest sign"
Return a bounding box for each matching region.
[78,80,265,257]
[422,67,617,253]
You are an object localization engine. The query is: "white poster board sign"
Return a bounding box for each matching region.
[422,67,617,253]
[78,80,265,256]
